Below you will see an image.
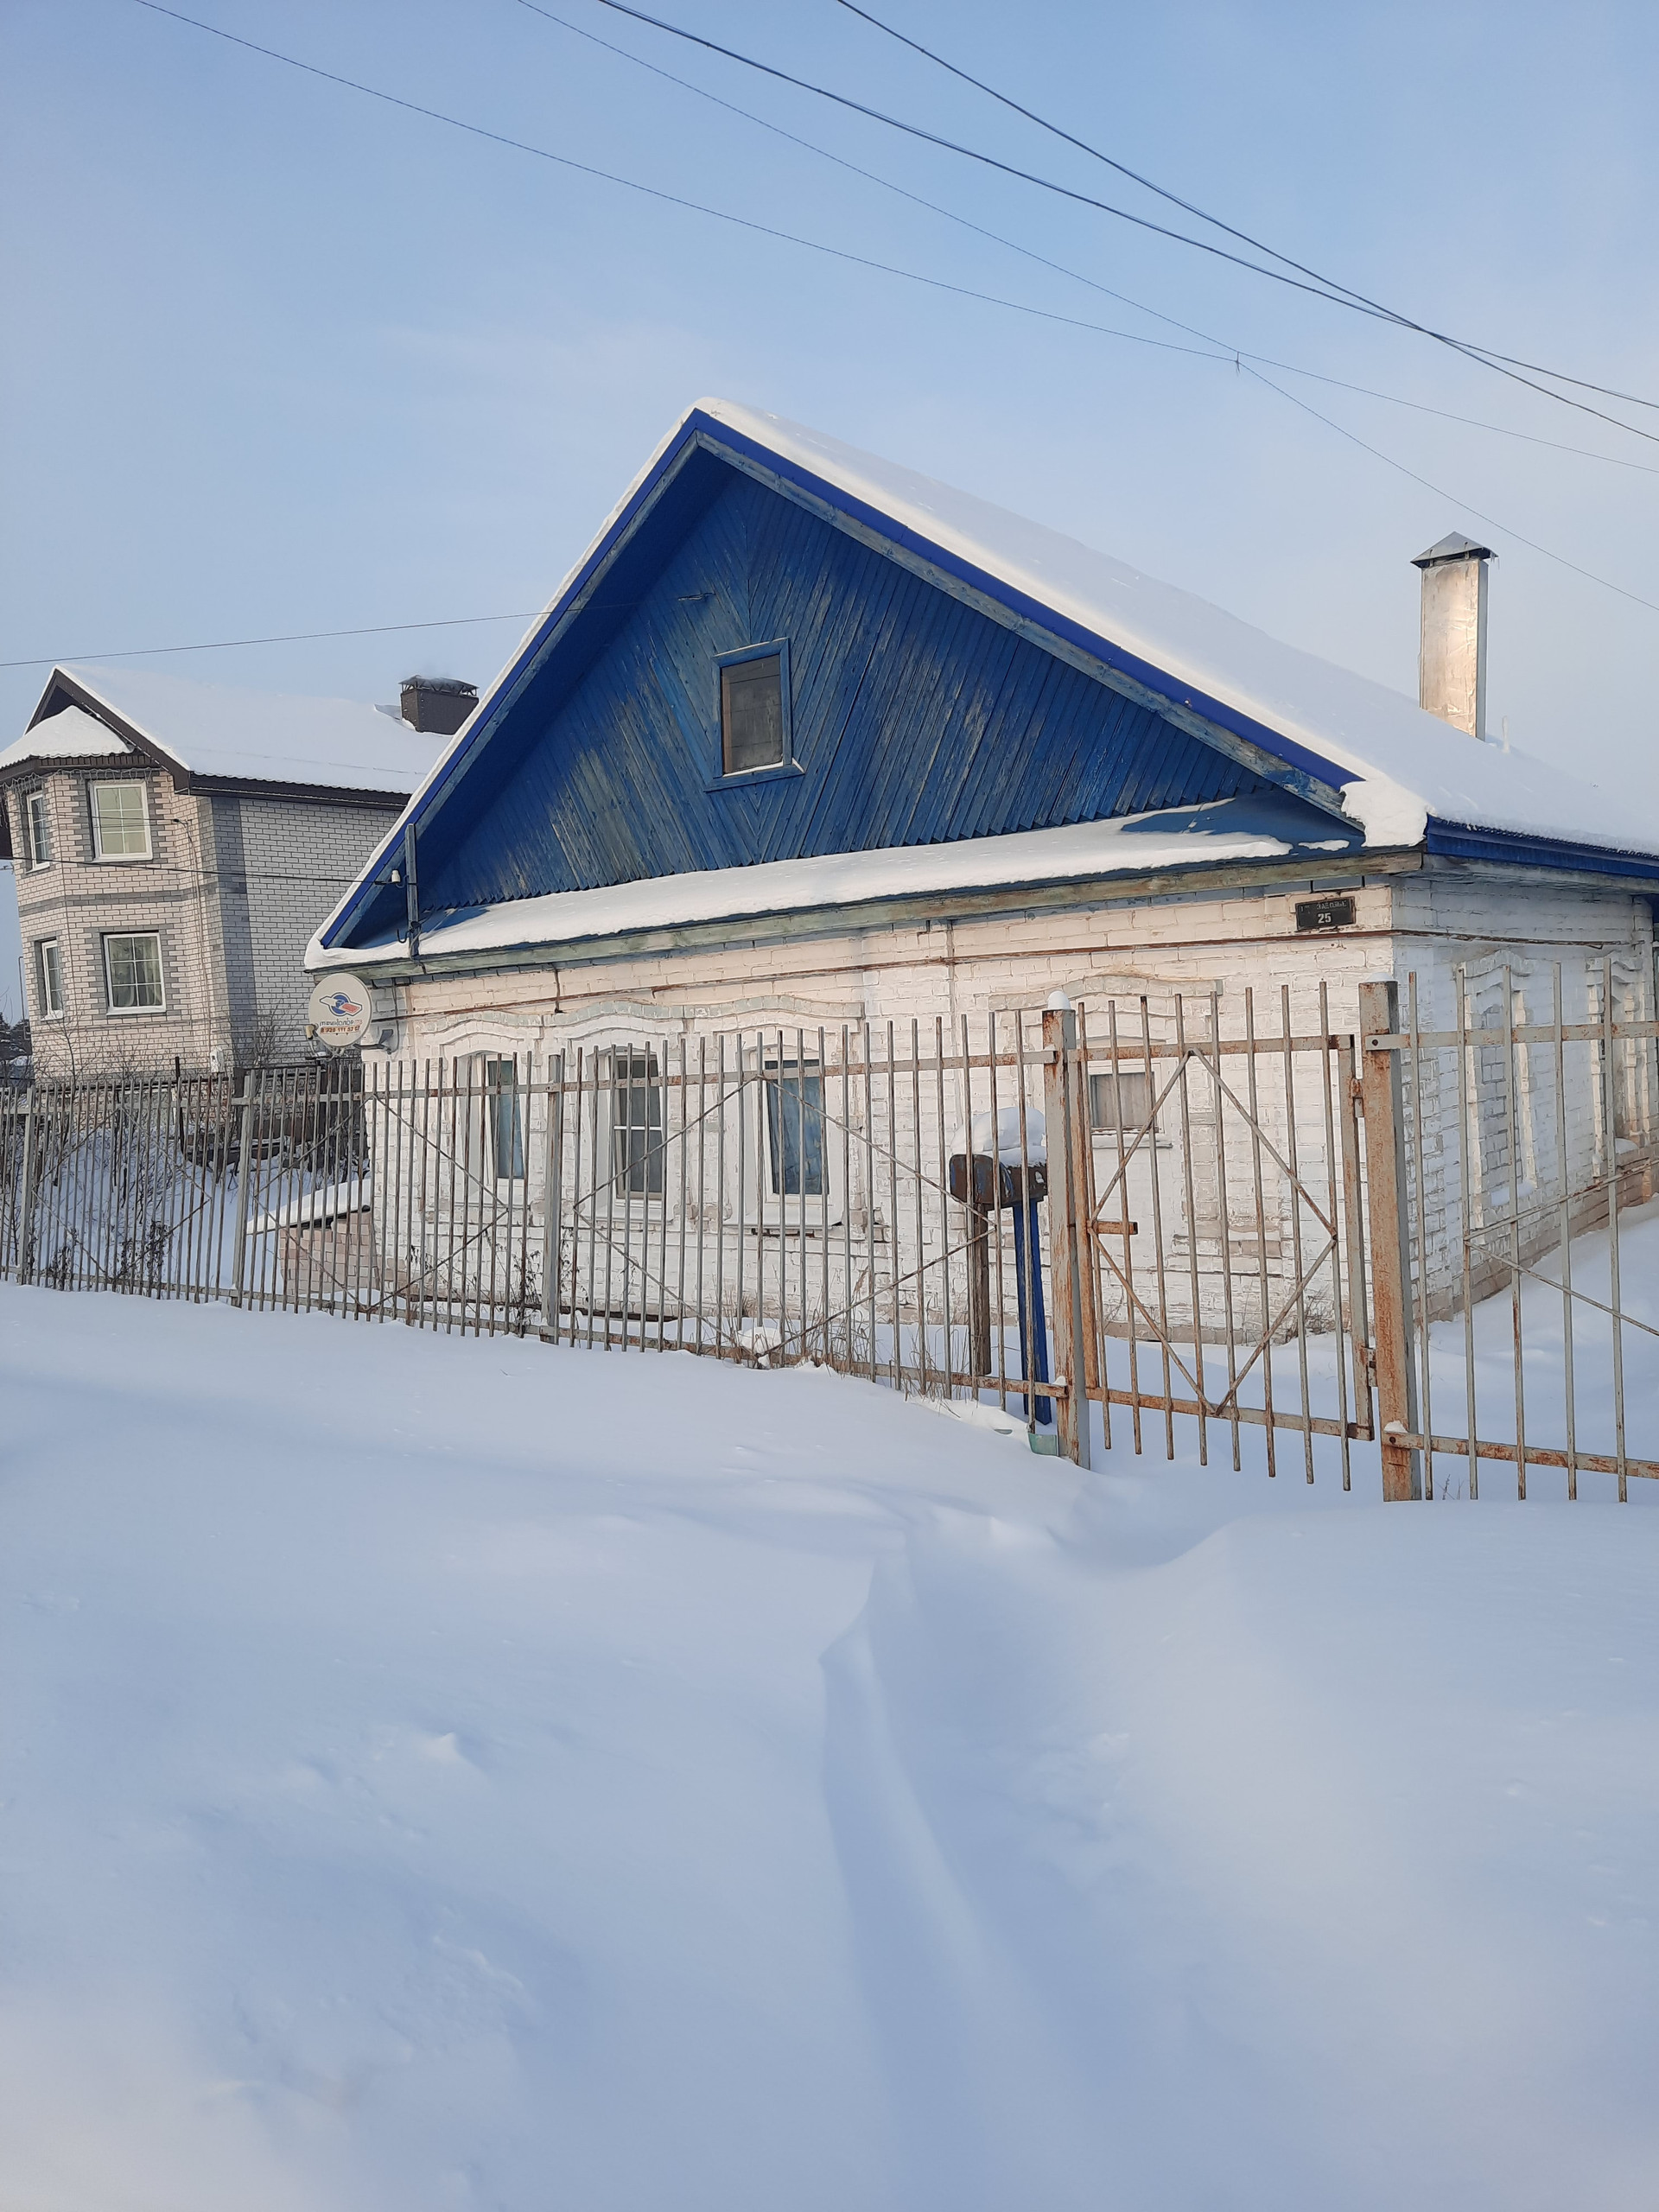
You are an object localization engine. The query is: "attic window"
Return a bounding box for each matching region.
[717,642,791,779]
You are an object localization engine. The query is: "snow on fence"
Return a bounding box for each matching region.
[1,974,1655,1498]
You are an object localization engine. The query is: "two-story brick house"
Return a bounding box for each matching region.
[1,664,463,1074]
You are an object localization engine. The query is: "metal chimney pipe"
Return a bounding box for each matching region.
[1411,533,1494,740]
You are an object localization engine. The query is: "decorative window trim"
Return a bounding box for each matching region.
[101,930,166,1014]
[35,938,64,1020]
[709,639,799,791]
[25,790,53,871]
[89,779,152,862]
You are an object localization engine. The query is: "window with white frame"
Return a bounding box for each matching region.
[753,1052,842,1225]
[90,779,151,860]
[485,1057,527,1181]
[610,1047,665,1198]
[765,1059,826,1198]
[103,931,165,1012]
[35,938,63,1019]
[24,790,53,869]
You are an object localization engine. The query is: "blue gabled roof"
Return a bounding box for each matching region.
[317,402,1659,957]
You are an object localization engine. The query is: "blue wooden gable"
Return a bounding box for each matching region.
[328,429,1350,952]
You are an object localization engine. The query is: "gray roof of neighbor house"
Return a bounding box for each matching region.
[1,663,445,800]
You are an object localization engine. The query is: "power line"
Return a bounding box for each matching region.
[1239,364,1659,617]
[582,0,1659,448]
[571,0,1420,317]
[518,0,1659,479]
[0,610,543,672]
[116,1,1659,632]
[128,0,1243,364]
[830,0,1659,417]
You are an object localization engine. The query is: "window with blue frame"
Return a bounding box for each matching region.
[718,644,789,777]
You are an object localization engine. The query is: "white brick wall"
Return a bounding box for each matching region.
[379,859,1654,1324]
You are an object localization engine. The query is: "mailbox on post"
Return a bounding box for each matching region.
[948,1112,1051,1427]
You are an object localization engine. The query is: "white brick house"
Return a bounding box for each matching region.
[1,664,455,1073]
[303,404,1659,1319]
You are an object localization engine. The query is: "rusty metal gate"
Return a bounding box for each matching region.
[1060,984,1374,1483]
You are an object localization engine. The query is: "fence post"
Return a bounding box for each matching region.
[1042,1004,1093,1470]
[228,1076,257,1306]
[1358,981,1421,1500]
[16,1087,38,1285]
[539,1052,563,1339]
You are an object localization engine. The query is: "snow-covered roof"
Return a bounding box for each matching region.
[0,702,132,772]
[311,795,1358,969]
[314,397,1659,965]
[21,664,444,797]
[677,402,1652,858]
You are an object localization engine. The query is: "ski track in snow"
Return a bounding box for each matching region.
[3,1281,1659,2209]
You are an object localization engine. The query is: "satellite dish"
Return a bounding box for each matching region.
[307,971,375,1051]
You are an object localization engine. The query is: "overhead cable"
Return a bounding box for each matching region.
[115,0,1659,636]
[519,0,1659,478]
[831,0,1659,415]
[0,610,543,672]
[1239,365,1659,617]
[581,0,1659,446]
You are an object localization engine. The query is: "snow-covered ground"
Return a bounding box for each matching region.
[4,1283,1659,2210]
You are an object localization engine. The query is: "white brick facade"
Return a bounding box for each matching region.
[366,856,1654,1325]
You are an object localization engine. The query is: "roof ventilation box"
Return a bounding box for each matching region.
[399,676,478,736]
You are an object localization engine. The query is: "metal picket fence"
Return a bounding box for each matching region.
[2,971,1655,1498]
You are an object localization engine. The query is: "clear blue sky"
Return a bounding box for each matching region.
[3,0,1656,1016]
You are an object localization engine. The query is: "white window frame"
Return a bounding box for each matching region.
[35,938,64,1019]
[89,779,152,861]
[25,790,53,870]
[746,1048,844,1230]
[606,1044,669,1210]
[102,930,166,1014]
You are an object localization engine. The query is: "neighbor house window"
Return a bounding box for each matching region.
[610,1047,664,1197]
[90,779,151,860]
[35,938,63,1019]
[103,931,165,1012]
[485,1058,526,1180]
[1090,1069,1153,1135]
[764,1059,826,1198]
[25,791,53,869]
[717,644,789,777]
